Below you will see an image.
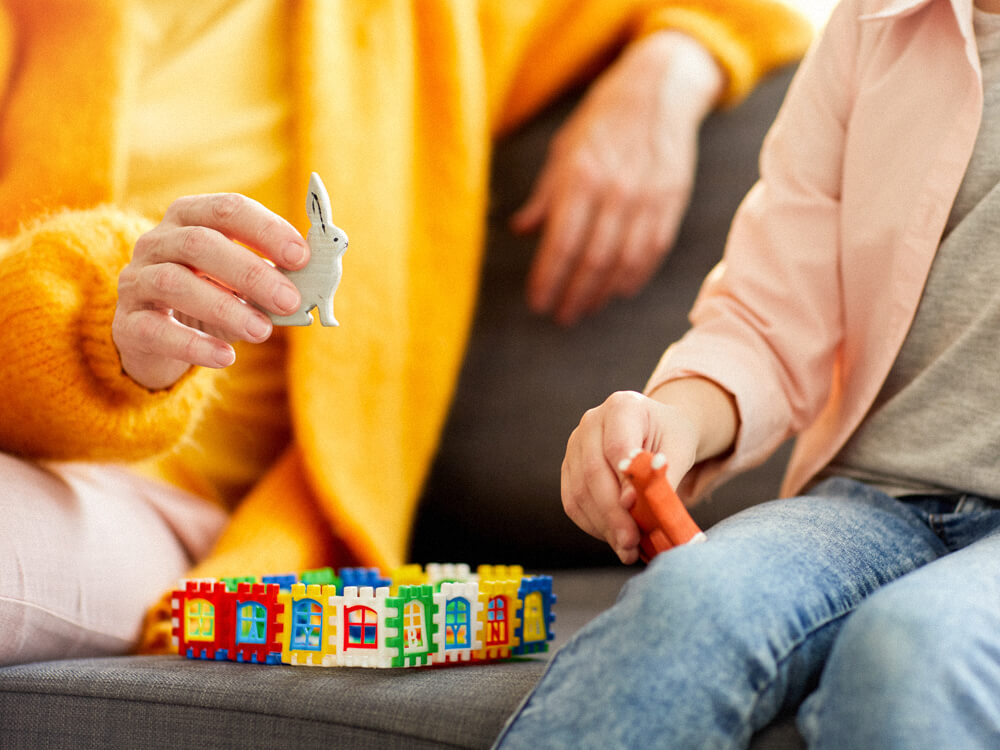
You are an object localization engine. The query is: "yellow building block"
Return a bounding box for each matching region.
[475,579,522,661]
[389,564,427,595]
[477,564,524,583]
[277,583,338,666]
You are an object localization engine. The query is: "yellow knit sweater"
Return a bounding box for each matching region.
[0,0,809,619]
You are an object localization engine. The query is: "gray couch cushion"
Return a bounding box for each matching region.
[0,569,803,749]
[0,657,544,749]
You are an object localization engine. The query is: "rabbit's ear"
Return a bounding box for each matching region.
[307,172,333,230]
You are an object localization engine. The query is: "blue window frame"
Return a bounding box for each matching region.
[291,599,323,651]
[445,597,470,649]
[236,601,267,644]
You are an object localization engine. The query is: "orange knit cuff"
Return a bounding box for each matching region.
[0,207,219,461]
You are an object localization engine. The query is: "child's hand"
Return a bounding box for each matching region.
[561,390,700,564]
[113,194,310,390]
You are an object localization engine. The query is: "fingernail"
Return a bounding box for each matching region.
[275,284,299,312]
[284,241,307,267]
[214,346,236,367]
[246,315,271,339]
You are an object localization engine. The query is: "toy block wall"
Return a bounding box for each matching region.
[171,564,554,670]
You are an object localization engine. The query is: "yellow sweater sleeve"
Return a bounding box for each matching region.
[0,208,219,461]
[0,8,12,94]
[634,0,813,106]
[488,0,812,133]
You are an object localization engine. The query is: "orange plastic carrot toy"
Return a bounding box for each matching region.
[619,450,706,562]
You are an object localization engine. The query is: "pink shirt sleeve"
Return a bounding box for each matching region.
[646,0,861,500]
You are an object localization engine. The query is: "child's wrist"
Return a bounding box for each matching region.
[647,376,738,463]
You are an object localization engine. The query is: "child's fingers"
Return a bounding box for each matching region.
[563,394,648,560]
[598,391,654,471]
[562,434,624,542]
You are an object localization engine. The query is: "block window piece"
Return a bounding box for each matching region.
[291,599,323,651]
[486,595,508,646]
[345,605,378,649]
[185,598,215,641]
[523,591,545,642]
[236,601,268,644]
[445,598,470,649]
[403,601,426,652]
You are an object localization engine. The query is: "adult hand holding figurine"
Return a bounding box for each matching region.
[113,194,310,390]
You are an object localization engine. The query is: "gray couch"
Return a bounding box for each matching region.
[0,68,803,749]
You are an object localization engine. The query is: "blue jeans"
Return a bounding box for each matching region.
[494,478,1000,749]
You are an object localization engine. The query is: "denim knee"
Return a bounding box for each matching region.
[619,540,778,651]
[495,544,784,750]
[799,581,1000,749]
[620,538,837,721]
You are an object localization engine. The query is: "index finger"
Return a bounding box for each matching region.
[166,193,310,270]
[526,191,591,315]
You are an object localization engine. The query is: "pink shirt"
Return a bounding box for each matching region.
[648,0,985,500]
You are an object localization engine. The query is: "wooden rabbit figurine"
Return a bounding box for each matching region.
[269,172,349,326]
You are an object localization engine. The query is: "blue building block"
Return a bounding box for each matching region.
[261,574,298,592]
[339,567,391,592]
[512,576,556,656]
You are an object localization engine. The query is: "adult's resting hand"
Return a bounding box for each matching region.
[514,30,724,326]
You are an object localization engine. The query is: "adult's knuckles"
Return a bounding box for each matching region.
[208,288,240,324]
[208,193,245,222]
[128,311,169,356]
[179,225,218,264]
[147,263,188,298]
[237,258,271,295]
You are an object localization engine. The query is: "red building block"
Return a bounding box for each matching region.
[226,582,285,664]
[172,580,232,660]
